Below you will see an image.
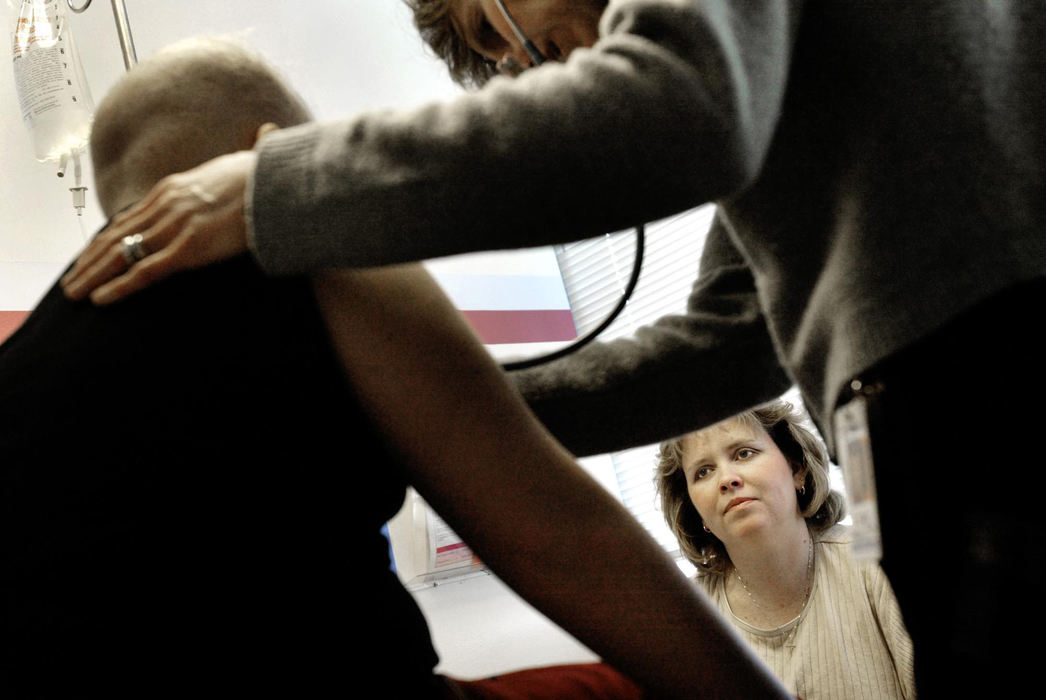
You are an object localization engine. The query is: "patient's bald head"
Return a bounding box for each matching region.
[90,36,311,216]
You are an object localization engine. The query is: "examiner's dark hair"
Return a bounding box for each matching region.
[655,400,846,575]
[404,0,498,87]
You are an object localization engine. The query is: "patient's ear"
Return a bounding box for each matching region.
[252,122,280,146]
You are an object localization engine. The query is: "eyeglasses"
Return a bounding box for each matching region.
[492,0,547,72]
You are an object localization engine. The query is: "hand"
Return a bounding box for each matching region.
[61,150,258,304]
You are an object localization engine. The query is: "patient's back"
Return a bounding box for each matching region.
[0,253,436,695]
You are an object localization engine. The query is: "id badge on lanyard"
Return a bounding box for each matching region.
[834,391,883,563]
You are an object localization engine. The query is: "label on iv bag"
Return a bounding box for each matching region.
[11,0,94,162]
[834,395,883,563]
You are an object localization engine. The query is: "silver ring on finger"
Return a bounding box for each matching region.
[121,233,148,266]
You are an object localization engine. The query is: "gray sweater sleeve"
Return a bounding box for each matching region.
[247,0,802,274]
[513,216,791,456]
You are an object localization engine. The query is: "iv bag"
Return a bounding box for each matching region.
[11,0,94,162]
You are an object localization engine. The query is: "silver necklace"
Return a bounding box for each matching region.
[734,535,814,615]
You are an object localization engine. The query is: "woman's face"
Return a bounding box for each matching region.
[680,419,806,547]
[451,0,606,70]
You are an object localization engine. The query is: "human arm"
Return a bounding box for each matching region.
[311,263,791,699]
[61,0,802,300]
[513,215,792,456]
[250,0,802,273]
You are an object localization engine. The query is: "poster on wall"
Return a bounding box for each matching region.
[387,488,486,590]
[423,247,578,366]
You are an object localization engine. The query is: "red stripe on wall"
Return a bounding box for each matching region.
[0,309,575,348]
[460,309,577,345]
[0,311,30,345]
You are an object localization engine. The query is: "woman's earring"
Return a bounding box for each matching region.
[799,485,806,495]
[698,547,718,567]
[702,524,711,533]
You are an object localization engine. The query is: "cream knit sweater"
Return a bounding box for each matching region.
[696,525,915,699]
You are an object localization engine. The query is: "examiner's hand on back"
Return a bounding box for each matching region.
[62,149,256,304]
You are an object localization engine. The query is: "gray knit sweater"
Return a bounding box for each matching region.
[248,0,1046,455]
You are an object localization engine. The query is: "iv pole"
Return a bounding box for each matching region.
[108,0,137,69]
[68,0,137,70]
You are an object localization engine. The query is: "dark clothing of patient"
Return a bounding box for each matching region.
[0,251,439,696]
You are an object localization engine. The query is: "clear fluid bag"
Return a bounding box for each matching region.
[11,0,94,163]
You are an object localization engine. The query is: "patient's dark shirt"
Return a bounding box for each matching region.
[0,252,439,696]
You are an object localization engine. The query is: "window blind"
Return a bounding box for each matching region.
[552,205,715,555]
[555,206,713,342]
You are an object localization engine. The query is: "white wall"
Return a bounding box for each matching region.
[2,0,592,680]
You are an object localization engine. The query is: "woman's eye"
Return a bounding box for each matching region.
[693,465,713,481]
[736,448,757,460]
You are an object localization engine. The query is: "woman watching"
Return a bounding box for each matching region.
[656,401,914,699]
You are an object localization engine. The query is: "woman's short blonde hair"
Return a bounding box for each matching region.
[655,400,846,575]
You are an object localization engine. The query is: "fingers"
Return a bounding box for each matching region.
[61,189,186,302]
[61,211,147,297]
[84,243,182,305]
